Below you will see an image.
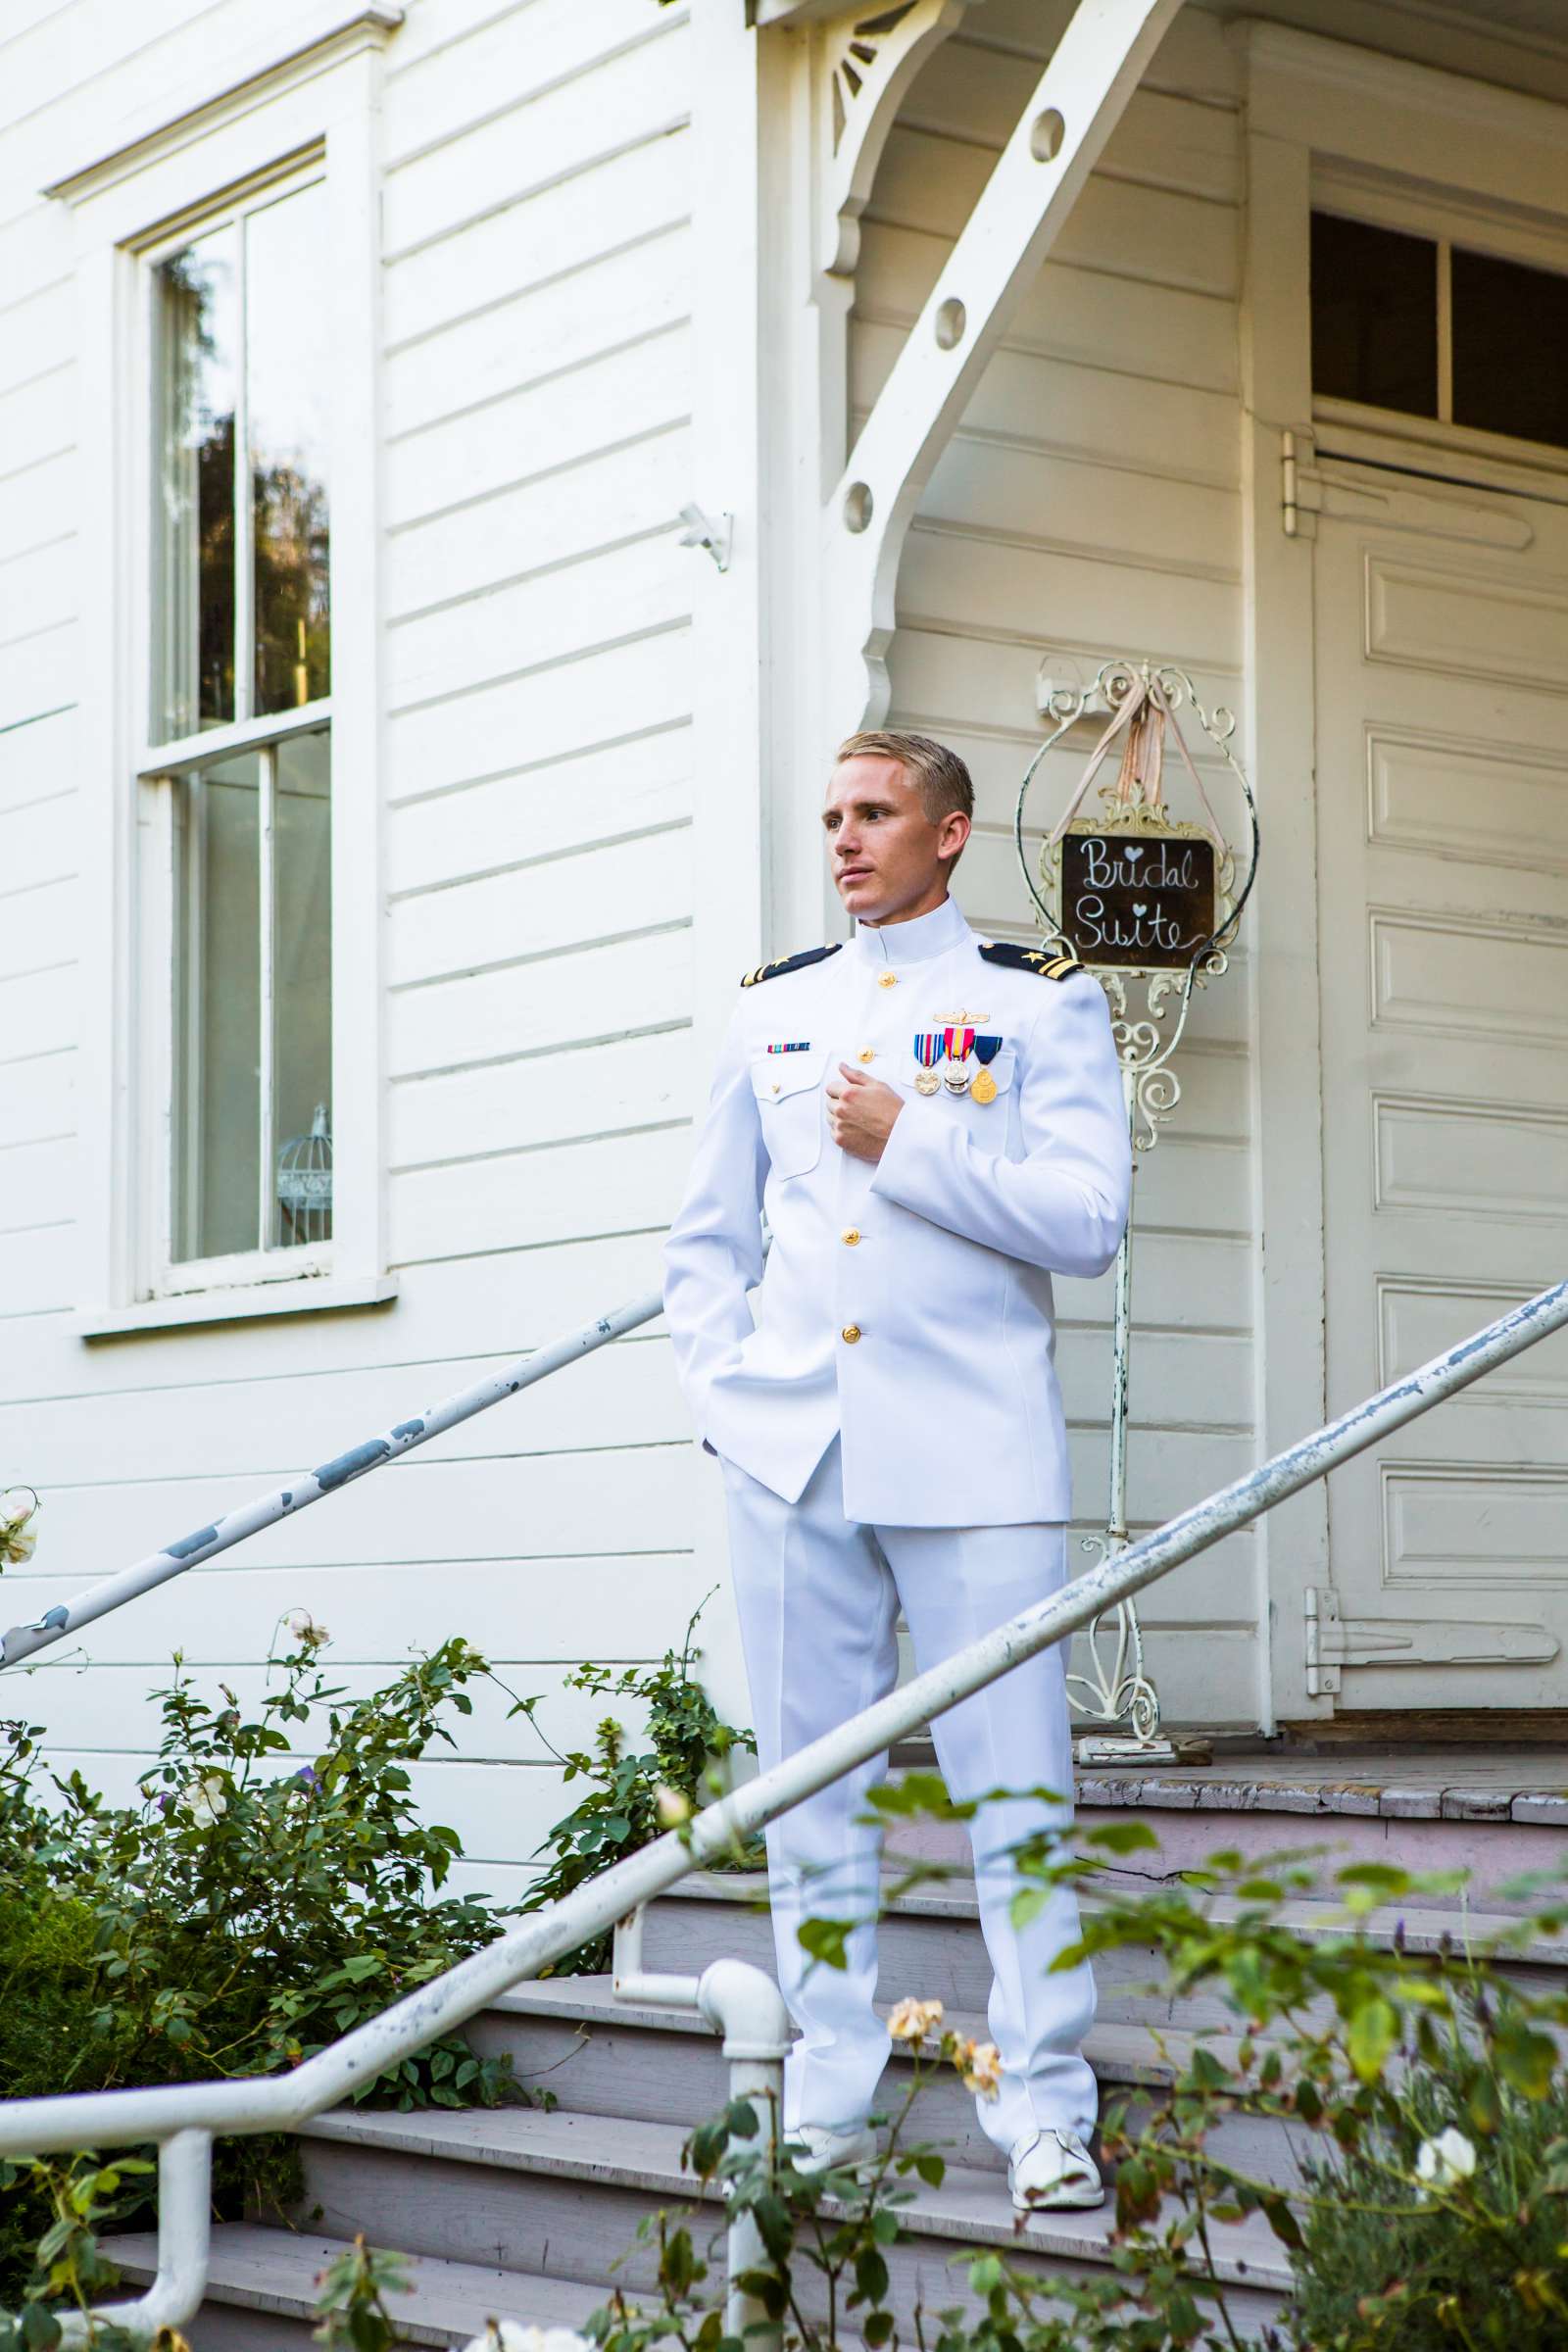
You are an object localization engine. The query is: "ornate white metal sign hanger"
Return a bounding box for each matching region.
[1015,659,1259,1761]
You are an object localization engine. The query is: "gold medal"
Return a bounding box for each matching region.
[915,1069,941,1096]
[970,1068,998,1105]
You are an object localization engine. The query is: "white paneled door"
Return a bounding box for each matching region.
[1311,442,1568,1711]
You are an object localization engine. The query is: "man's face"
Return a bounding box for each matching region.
[822,754,966,924]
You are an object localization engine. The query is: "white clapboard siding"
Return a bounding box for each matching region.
[0,1134,76,1234]
[0,1219,74,1319]
[389,718,692,883]
[872,128,1238,299]
[887,626,1240,755]
[390,1029,694,1173]
[390,925,692,1081]
[7,1336,684,1491]
[384,129,693,356]
[391,1123,695,1268]
[0,618,74,734]
[0,1228,670,1408]
[387,427,690,626]
[387,624,695,803]
[389,827,693,991]
[385,224,692,447]
[381,0,674,170]
[0,960,76,1067]
[0,707,77,814]
[897,527,1241,675]
[0,872,78,981]
[380,15,692,261]
[856,226,1238,396]
[0,1041,74,1151]
[388,534,692,711]
[2,1558,706,1680]
[386,325,693,535]
[916,436,1241,579]
[30,1444,697,1583]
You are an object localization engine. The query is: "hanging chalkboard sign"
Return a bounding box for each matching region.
[1055,820,1218,972]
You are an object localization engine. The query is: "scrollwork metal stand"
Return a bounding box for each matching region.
[1015,660,1259,1761]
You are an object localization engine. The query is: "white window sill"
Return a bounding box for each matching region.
[76,1273,398,1341]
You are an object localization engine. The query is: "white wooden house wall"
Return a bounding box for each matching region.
[0,0,707,1903]
[2,0,1566,1889]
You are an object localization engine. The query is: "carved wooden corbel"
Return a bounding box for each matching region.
[815,0,983,277]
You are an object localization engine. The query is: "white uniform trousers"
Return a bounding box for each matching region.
[720,1437,1097,2154]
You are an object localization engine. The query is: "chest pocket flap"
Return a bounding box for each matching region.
[750,1048,826,1179]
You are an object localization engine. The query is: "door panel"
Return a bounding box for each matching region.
[1312,452,1568,1712]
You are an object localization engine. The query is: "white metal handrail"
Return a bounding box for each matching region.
[0,1288,665,1669]
[2,1279,1565,2344]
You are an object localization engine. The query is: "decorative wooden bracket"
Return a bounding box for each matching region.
[817,0,1185,735]
[817,0,984,277]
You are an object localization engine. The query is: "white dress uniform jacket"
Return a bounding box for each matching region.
[663,895,1131,1526]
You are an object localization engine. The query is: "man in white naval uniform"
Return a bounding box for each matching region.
[662,730,1131,2212]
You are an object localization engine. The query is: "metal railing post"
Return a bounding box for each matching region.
[697,1961,790,2352]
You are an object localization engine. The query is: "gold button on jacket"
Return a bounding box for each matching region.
[841,1228,860,1247]
[840,1323,861,1344]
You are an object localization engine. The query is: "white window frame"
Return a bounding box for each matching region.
[138,162,335,1299]
[50,16,397,1335]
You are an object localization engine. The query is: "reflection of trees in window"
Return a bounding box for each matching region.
[254,461,329,712]
[198,417,237,722]
[157,235,239,736]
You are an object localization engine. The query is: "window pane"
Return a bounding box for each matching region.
[1310,212,1439,418]
[1451,246,1568,451]
[248,182,331,716]
[155,226,238,739]
[271,733,333,1247]
[172,752,261,1261]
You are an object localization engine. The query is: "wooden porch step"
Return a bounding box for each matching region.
[296,2102,1294,2337]
[467,1975,1296,2186]
[105,2223,608,2350]
[640,1872,1568,2032]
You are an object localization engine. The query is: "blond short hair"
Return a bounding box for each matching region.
[835,730,975,828]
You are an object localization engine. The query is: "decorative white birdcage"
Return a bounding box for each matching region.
[276,1102,333,1244]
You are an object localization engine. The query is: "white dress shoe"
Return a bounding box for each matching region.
[787,2121,878,2178]
[1007,2128,1104,2212]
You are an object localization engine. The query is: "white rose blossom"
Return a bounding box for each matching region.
[282,1608,330,1648]
[655,1784,692,1827]
[0,1488,39,1568]
[456,2327,594,2352]
[179,1772,229,1827]
[1415,2128,1477,2189]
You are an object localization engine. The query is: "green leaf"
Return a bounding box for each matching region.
[797,1916,854,1971]
[913,2152,946,2186]
[1082,1819,1160,1855]
[1347,1995,1399,2083]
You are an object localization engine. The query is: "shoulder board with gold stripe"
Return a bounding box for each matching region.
[977,940,1086,982]
[740,942,845,988]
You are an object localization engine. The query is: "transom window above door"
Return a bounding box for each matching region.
[1309,209,1568,455]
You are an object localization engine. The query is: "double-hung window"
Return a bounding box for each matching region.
[143,169,335,1284]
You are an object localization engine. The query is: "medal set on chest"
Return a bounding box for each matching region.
[912,1014,1002,1103]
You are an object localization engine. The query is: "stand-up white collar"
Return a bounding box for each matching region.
[850,895,970,967]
